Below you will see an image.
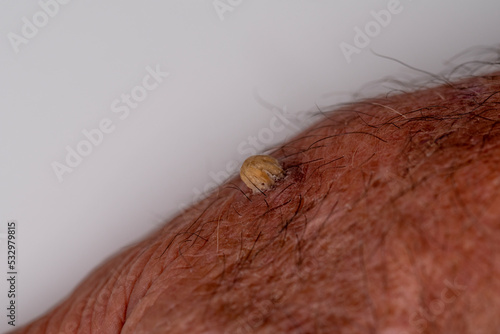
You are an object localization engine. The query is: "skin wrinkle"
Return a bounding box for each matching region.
[12,72,500,333]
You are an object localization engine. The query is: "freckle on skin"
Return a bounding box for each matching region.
[240,155,284,193]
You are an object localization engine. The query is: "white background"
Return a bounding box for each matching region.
[1,0,499,330]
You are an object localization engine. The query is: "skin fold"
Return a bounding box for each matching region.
[12,72,500,333]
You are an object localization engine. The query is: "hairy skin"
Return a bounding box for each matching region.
[13,72,500,333]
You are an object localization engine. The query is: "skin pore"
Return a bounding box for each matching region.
[12,71,500,333]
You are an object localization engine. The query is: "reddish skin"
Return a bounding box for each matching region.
[13,73,500,333]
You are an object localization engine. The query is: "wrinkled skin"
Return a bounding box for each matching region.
[13,72,500,333]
